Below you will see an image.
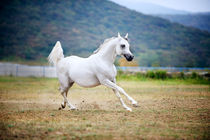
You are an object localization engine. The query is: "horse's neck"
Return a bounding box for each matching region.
[97,39,117,64]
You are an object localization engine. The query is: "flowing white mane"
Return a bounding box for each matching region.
[93,37,116,54]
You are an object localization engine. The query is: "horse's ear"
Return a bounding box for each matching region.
[125,33,128,40]
[118,32,121,38]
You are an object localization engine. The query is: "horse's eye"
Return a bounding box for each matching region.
[121,44,125,49]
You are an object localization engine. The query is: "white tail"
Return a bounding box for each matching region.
[48,41,64,65]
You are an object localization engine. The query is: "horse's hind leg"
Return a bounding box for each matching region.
[60,88,68,109]
[60,82,73,109]
[58,73,76,110]
[60,82,76,110]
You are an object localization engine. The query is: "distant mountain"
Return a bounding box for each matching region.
[0,0,210,67]
[110,0,189,15]
[110,0,210,32]
[158,13,210,32]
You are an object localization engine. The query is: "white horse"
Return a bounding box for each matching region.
[48,33,138,111]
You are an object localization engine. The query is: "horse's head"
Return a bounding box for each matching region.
[116,33,134,61]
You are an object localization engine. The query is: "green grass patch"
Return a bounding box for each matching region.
[117,70,210,85]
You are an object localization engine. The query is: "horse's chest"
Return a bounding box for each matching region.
[97,65,116,80]
[104,69,116,79]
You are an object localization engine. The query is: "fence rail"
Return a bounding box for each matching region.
[0,63,209,78]
[0,63,56,77]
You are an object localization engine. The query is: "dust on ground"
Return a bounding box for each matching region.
[0,77,209,139]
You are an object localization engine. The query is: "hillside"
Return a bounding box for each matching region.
[158,13,210,32]
[110,0,189,15]
[0,0,210,67]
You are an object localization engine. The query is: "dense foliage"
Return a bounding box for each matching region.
[117,70,210,84]
[0,0,210,67]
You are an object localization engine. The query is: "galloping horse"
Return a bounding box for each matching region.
[48,33,138,111]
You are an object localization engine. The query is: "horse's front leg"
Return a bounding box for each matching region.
[101,79,138,108]
[112,89,132,111]
[111,79,131,111]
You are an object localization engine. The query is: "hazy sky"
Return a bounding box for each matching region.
[111,0,210,12]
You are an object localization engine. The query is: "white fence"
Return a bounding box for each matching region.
[0,63,56,78]
[0,62,209,78]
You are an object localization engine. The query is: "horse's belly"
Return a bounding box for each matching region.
[73,75,100,88]
[69,69,100,88]
[76,78,100,88]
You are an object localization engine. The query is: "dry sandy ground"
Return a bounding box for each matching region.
[0,77,209,139]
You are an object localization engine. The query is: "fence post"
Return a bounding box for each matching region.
[16,64,18,77]
[43,66,45,77]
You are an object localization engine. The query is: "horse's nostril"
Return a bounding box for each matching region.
[129,55,134,59]
[124,54,134,61]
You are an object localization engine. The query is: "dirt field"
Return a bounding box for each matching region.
[0,76,209,139]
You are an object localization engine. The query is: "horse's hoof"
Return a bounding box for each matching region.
[61,104,65,109]
[58,107,62,110]
[132,103,138,107]
[70,107,78,111]
[132,101,138,107]
[126,108,132,112]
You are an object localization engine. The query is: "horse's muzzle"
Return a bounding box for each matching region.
[124,54,134,61]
